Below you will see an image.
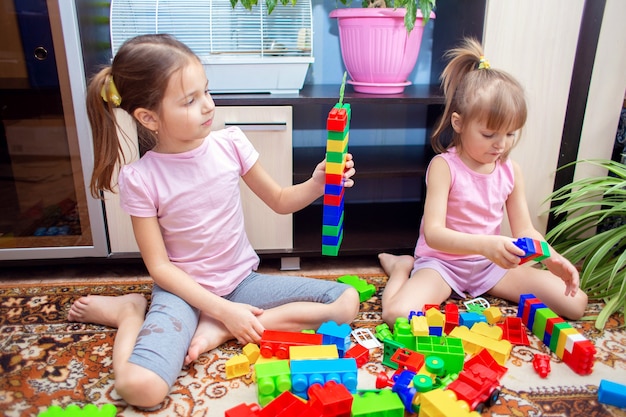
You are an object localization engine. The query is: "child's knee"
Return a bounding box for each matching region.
[340,287,360,321]
[115,367,170,408]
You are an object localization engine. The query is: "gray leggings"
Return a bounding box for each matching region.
[128,272,351,387]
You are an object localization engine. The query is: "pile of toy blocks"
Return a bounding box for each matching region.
[322,102,351,256]
[224,269,601,416]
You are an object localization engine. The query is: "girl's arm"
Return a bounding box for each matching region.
[422,156,524,269]
[242,154,355,215]
[130,215,266,343]
[506,161,580,296]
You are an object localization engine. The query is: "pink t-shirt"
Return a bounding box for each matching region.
[118,126,260,296]
[414,147,515,260]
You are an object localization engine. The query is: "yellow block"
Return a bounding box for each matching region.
[471,321,503,340]
[449,326,512,365]
[326,160,346,175]
[425,308,445,327]
[243,343,260,364]
[225,354,250,379]
[483,306,503,324]
[556,327,579,359]
[411,315,429,336]
[289,344,339,361]
[326,135,349,153]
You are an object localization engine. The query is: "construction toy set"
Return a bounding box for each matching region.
[322,101,351,256]
[223,284,609,417]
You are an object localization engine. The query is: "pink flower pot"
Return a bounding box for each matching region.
[330,8,435,94]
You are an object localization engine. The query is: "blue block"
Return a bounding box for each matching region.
[598,379,626,408]
[317,321,352,354]
[322,227,344,245]
[459,312,487,328]
[517,293,537,319]
[324,183,343,196]
[290,358,358,399]
[527,302,548,336]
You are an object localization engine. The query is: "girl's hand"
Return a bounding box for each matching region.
[544,252,580,297]
[312,153,356,188]
[482,236,526,269]
[220,302,265,345]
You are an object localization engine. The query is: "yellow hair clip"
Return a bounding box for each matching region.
[100,75,122,107]
[478,56,491,70]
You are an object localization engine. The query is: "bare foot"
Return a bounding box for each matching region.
[378,253,414,276]
[184,313,233,366]
[68,294,147,328]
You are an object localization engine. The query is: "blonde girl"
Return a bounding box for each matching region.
[379,37,587,327]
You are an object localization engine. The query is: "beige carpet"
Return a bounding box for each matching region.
[1,271,625,417]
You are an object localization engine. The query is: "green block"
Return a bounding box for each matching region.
[322,212,344,237]
[415,336,465,374]
[337,274,375,302]
[532,307,558,339]
[254,360,291,406]
[352,390,404,417]
[549,322,573,353]
[382,338,405,369]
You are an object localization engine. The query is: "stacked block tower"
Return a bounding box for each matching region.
[518,293,596,375]
[322,101,351,256]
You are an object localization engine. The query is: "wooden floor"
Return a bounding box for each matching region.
[0,254,386,285]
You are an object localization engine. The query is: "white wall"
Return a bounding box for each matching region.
[483,0,626,235]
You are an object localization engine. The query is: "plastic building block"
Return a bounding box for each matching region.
[532,353,551,378]
[322,102,351,256]
[317,321,352,355]
[448,325,512,366]
[415,336,465,375]
[290,344,339,361]
[375,322,393,342]
[307,380,353,416]
[351,328,381,349]
[425,308,445,327]
[290,358,358,400]
[471,321,503,341]
[513,237,550,264]
[418,389,481,417]
[518,293,596,375]
[254,359,292,406]
[483,306,503,324]
[382,338,405,369]
[391,348,425,373]
[37,404,117,417]
[225,402,261,417]
[351,390,405,417]
[499,317,530,346]
[226,354,251,379]
[337,274,376,302]
[597,379,626,408]
[344,343,370,368]
[444,303,460,334]
[411,315,429,337]
[257,391,315,417]
[393,317,416,350]
[459,312,487,328]
[463,297,490,313]
[259,330,323,359]
[446,353,504,412]
[243,343,261,364]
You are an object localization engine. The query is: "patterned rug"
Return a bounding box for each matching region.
[1,275,625,417]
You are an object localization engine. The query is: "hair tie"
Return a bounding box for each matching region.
[100,75,122,107]
[478,56,491,70]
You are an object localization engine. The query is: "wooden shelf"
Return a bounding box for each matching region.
[212,84,445,106]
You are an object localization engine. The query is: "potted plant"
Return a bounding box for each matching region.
[232,0,437,94]
[546,159,626,329]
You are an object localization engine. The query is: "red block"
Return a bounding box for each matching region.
[259,330,323,359]
[562,339,596,375]
[391,348,425,373]
[325,173,344,186]
[500,317,530,346]
[323,187,345,206]
[225,403,261,417]
[444,303,459,335]
[308,380,353,417]
[344,343,370,368]
[327,107,348,132]
[258,391,317,417]
[521,298,541,327]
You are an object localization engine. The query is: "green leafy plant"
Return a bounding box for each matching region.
[230,0,436,33]
[546,159,626,329]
